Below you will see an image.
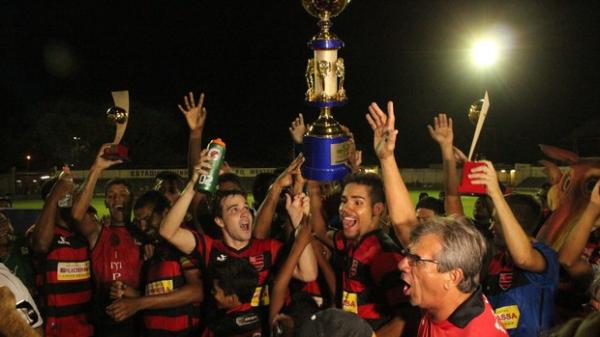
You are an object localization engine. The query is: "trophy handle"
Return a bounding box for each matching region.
[111,90,129,144]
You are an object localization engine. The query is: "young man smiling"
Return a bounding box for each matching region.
[160,150,317,333]
[311,102,418,337]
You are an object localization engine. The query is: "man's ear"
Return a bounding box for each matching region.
[373,202,385,217]
[445,268,465,290]
[214,217,225,229]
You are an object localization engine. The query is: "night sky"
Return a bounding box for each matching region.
[1,1,599,171]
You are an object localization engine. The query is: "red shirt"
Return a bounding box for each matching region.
[91,225,142,289]
[90,225,142,331]
[418,290,508,337]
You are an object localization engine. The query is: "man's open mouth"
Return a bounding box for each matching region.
[342,216,357,230]
[240,221,250,232]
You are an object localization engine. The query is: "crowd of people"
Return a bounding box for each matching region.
[1,92,599,337]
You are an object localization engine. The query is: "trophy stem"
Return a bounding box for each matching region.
[318,11,332,35]
[320,107,332,118]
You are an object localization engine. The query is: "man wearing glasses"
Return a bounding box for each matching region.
[398,218,508,337]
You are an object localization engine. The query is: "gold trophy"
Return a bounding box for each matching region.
[301,0,351,181]
[458,91,490,195]
[102,90,130,161]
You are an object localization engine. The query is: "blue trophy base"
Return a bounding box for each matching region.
[303,135,350,182]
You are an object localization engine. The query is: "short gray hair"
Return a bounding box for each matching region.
[410,216,487,293]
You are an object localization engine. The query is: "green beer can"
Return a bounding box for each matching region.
[196,138,226,193]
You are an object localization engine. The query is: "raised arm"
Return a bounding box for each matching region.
[160,150,211,254]
[107,266,203,322]
[253,154,304,239]
[269,216,313,325]
[558,180,600,279]
[178,91,207,178]
[285,193,318,282]
[72,144,122,223]
[470,160,547,272]
[366,102,417,247]
[427,113,465,216]
[32,169,73,254]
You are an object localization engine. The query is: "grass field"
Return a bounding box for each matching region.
[10,190,477,218]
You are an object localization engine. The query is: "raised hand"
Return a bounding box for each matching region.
[292,164,306,195]
[366,102,398,160]
[178,92,207,132]
[274,154,305,190]
[93,143,123,171]
[468,160,502,196]
[53,166,74,199]
[427,113,454,148]
[285,193,309,229]
[348,149,362,173]
[289,113,306,144]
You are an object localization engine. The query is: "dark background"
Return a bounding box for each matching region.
[1,0,599,171]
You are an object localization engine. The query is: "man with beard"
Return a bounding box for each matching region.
[310,102,418,337]
[72,144,142,337]
[31,169,94,337]
[160,150,317,334]
[105,191,203,337]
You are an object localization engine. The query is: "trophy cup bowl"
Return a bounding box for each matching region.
[302,0,351,20]
[106,106,128,124]
[468,99,484,125]
[102,104,130,161]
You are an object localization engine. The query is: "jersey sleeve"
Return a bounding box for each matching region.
[190,231,214,273]
[525,242,560,288]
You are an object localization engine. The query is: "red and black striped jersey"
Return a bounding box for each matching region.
[194,234,283,308]
[40,226,93,337]
[142,242,198,337]
[333,229,407,329]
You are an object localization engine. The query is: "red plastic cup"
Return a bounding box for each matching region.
[457,161,487,195]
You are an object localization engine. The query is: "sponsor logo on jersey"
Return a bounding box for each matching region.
[146,279,174,295]
[57,236,71,246]
[342,291,358,314]
[495,305,520,330]
[57,261,91,281]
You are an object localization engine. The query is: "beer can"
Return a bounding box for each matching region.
[196,138,226,193]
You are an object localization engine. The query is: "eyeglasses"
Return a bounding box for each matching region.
[401,248,440,267]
